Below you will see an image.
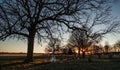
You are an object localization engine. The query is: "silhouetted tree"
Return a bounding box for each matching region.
[69,29,93,58]
[0,0,82,62]
[46,37,61,54]
[68,0,120,58]
[93,44,103,58]
[104,42,110,54]
[93,45,103,54]
[59,43,74,55]
[0,0,119,62]
[114,40,120,52]
[68,48,73,55]
[113,45,117,52]
[61,48,68,55]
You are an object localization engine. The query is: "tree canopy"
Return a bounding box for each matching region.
[0,0,119,62]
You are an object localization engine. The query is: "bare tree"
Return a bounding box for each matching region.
[104,42,110,54]
[113,45,117,52]
[0,0,118,62]
[0,0,81,62]
[93,45,100,54]
[59,44,73,55]
[114,40,120,52]
[69,29,93,58]
[93,44,103,58]
[46,37,61,54]
[68,0,120,58]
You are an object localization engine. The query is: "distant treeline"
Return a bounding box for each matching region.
[95,52,120,55]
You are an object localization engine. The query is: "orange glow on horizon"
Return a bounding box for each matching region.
[75,49,82,54]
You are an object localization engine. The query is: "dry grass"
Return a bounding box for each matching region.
[0,53,44,56]
[1,54,120,70]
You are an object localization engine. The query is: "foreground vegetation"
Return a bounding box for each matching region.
[0,54,120,70]
[35,59,120,70]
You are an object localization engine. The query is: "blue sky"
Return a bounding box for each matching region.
[0,1,120,53]
[100,1,120,46]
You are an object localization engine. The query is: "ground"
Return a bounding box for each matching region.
[0,53,120,70]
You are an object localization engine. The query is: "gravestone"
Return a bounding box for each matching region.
[50,54,56,63]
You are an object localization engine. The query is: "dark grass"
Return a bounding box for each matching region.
[34,59,120,70]
[0,56,120,70]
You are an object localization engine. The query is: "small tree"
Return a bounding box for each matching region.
[69,29,93,58]
[114,40,120,52]
[68,48,73,55]
[113,45,117,52]
[61,48,68,55]
[93,44,103,58]
[46,38,61,54]
[104,42,110,54]
[93,45,100,54]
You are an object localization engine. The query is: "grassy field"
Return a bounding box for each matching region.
[35,59,120,70]
[0,53,120,70]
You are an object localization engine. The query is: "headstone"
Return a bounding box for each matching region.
[50,55,56,63]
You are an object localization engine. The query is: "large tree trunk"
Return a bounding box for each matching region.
[25,30,35,62]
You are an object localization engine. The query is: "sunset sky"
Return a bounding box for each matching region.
[0,1,120,53]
